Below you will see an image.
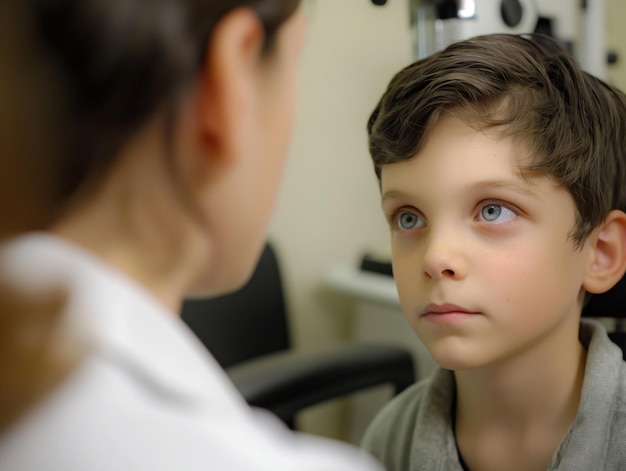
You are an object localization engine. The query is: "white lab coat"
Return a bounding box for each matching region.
[0,235,383,471]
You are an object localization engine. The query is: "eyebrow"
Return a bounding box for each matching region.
[468,179,538,198]
[467,178,539,198]
[381,178,539,204]
[381,190,412,204]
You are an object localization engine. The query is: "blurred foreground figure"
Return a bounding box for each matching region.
[0,1,383,470]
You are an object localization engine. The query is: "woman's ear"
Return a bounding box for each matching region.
[583,209,626,294]
[195,8,264,167]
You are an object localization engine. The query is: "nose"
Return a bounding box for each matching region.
[421,230,467,280]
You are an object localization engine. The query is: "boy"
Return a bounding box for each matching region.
[361,34,626,471]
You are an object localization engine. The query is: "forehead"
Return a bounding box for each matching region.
[380,114,535,195]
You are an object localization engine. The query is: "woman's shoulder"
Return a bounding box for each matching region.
[0,337,384,471]
[0,237,384,471]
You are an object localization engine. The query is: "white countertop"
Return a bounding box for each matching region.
[323,264,401,308]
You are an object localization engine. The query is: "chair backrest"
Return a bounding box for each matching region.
[582,274,626,359]
[181,243,291,369]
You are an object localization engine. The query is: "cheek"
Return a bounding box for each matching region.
[260,59,299,159]
[256,89,296,211]
[480,241,547,290]
[480,241,584,317]
[271,87,297,160]
[480,248,534,289]
[391,250,422,310]
[193,231,265,296]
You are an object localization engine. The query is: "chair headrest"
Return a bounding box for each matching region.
[583,274,626,319]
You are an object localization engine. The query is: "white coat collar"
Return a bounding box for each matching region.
[0,234,247,416]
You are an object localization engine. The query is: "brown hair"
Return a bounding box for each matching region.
[0,1,76,431]
[368,34,626,246]
[0,0,300,432]
[0,287,73,431]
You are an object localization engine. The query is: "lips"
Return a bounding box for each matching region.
[420,303,480,317]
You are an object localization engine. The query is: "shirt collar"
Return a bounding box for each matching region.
[407,319,623,471]
[0,234,247,413]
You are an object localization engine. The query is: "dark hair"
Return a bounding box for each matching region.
[1,1,68,235]
[368,34,626,246]
[30,0,301,217]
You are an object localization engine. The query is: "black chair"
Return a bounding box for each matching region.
[582,275,626,359]
[181,242,415,429]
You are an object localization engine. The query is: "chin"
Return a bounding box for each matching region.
[185,255,258,299]
[185,271,247,299]
[433,355,482,372]
[423,337,488,371]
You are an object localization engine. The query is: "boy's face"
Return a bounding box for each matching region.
[380,115,594,371]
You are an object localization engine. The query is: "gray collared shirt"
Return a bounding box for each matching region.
[361,319,626,471]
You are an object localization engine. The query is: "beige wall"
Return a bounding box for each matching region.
[607,0,626,90]
[268,0,412,439]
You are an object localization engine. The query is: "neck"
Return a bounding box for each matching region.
[455,318,586,433]
[51,151,208,314]
[53,205,200,314]
[453,323,587,471]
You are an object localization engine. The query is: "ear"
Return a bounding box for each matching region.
[583,209,626,294]
[195,8,264,167]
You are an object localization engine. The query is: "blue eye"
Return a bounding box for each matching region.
[397,211,424,230]
[479,204,516,223]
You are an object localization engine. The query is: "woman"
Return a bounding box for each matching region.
[0,1,383,469]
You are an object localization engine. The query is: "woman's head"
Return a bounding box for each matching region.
[22,0,305,300]
[0,0,304,431]
[27,0,300,204]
